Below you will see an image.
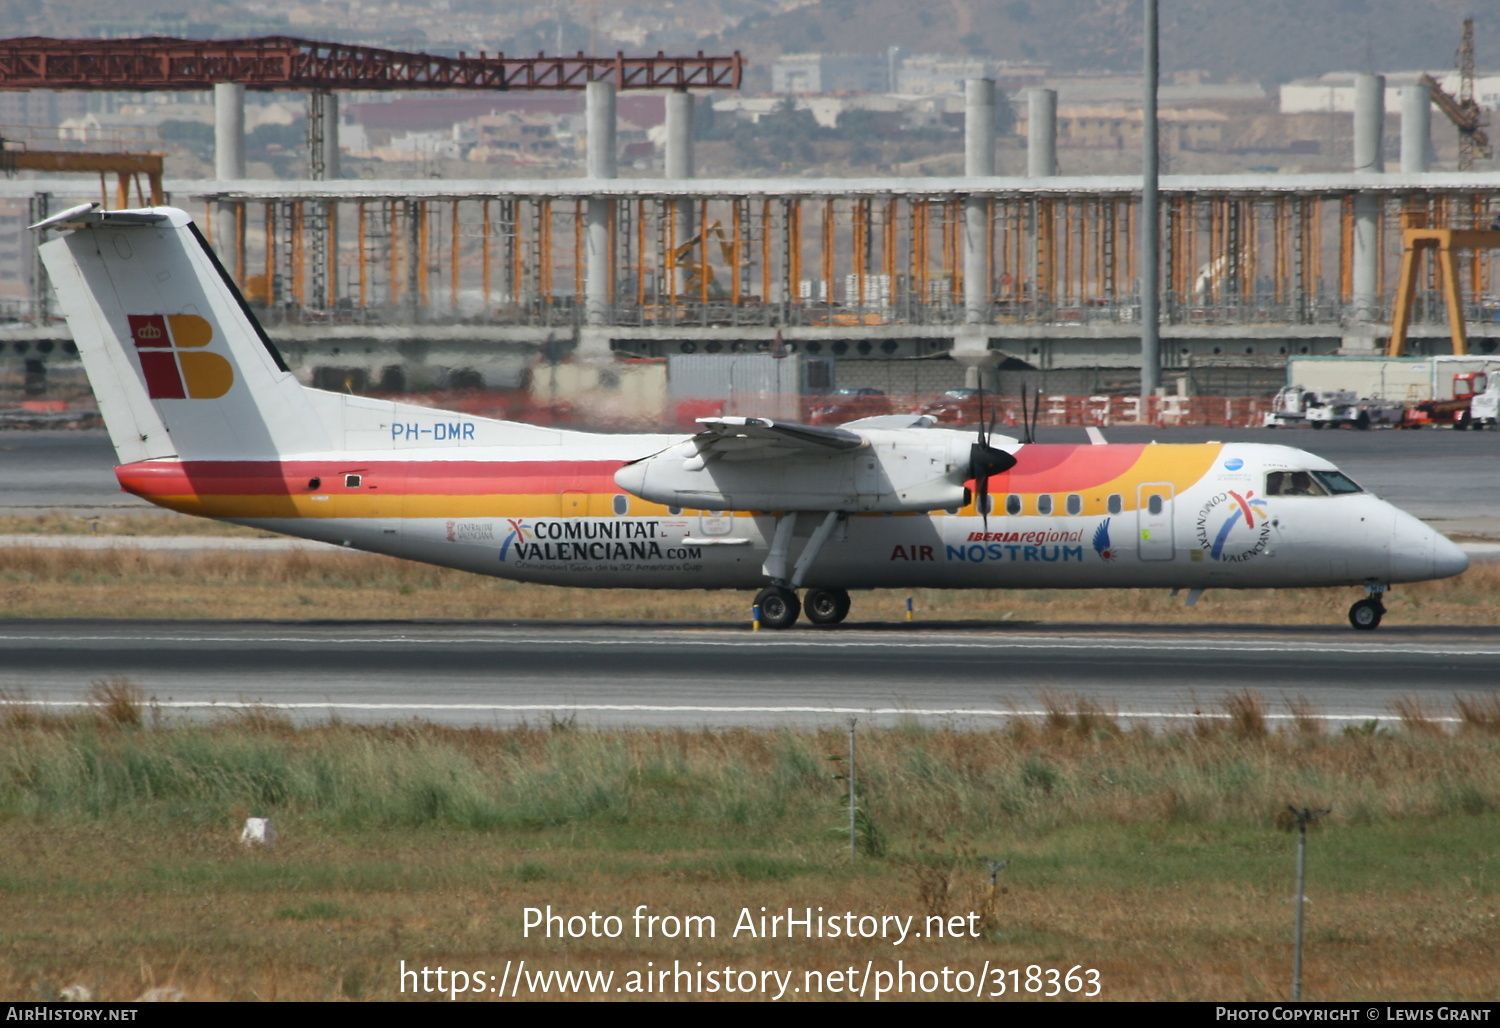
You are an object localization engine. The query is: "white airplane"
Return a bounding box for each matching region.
[35,204,1469,631]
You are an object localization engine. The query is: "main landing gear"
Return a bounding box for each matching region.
[1348,585,1388,631]
[753,511,852,629]
[753,585,851,629]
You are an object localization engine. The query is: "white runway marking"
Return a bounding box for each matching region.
[2,629,1497,658]
[0,699,1461,724]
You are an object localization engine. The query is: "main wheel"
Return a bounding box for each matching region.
[754,586,801,629]
[803,587,851,625]
[1348,597,1385,631]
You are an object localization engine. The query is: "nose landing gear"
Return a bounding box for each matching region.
[1348,584,1388,630]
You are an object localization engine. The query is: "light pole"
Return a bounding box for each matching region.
[1140,0,1161,401]
[1288,806,1330,1000]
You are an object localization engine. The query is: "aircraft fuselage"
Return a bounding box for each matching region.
[113,440,1463,593]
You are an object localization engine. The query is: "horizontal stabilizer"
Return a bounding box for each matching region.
[32,202,168,232]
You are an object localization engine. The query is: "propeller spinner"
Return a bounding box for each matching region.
[970,387,1016,529]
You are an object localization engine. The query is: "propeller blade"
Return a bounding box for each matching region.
[969,439,1017,530]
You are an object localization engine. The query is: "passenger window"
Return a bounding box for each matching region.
[1065,493,1082,516]
[1005,494,1022,516]
[980,494,994,516]
[1148,494,1163,515]
[612,494,629,516]
[1107,493,1122,515]
[1037,494,1054,515]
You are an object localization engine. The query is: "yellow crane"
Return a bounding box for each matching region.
[0,144,164,207]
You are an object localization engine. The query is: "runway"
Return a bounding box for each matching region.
[3,619,1496,729]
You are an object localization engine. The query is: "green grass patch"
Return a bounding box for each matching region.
[1,700,1498,1001]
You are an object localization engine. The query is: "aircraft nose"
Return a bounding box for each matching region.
[1389,508,1470,582]
[1432,531,1471,580]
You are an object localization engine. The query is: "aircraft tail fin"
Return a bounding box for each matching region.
[36,204,332,463]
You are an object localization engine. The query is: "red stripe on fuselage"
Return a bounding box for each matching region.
[990,444,1147,491]
[116,459,628,498]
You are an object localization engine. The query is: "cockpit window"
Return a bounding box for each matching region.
[1310,470,1363,495]
[1266,470,1364,496]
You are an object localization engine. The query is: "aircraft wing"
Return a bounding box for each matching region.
[692,417,864,462]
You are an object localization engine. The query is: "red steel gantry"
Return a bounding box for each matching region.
[0,36,744,92]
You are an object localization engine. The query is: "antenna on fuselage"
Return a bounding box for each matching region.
[1017,383,1039,446]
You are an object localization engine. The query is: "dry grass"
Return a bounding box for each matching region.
[4,544,1500,625]
[0,699,1496,1002]
[0,511,266,537]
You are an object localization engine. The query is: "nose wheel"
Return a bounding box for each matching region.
[1348,597,1386,631]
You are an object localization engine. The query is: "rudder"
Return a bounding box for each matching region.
[37,204,331,463]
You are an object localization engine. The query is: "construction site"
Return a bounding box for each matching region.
[0,30,1497,430]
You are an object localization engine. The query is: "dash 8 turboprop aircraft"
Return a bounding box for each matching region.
[36,204,1469,630]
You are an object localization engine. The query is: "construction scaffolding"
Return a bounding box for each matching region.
[185,179,1500,341]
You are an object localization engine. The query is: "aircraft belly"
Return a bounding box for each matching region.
[239,505,1390,594]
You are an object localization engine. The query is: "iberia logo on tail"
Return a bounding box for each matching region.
[127,314,233,399]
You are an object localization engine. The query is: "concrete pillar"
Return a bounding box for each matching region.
[321,93,341,180]
[1401,83,1431,174]
[1352,74,1384,323]
[951,329,997,388]
[665,88,696,292]
[214,82,245,180]
[585,80,617,180]
[585,81,617,327]
[1353,73,1385,173]
[665,89,694,179]
[1026,88,1056,177]
[964,79,995,325]
[965,78,996,177]
[585,198,612,327]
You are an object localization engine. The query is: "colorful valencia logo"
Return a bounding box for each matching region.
[128,314,233,399]
[498,518,530,561]
[1195,490,1271,562]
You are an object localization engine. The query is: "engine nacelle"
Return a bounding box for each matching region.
[615,429,979,513]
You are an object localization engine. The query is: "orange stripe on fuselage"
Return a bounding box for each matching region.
[989,443,1221,499]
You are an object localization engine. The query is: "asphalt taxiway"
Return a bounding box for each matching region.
[3,619,1496,729]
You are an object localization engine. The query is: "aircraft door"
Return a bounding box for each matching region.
[1136,483,1175,560]
[698,510,734,536]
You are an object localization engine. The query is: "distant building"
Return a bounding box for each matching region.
[895,56,1046,96]
[0,91,88,134]
[772,53,889,94]
[1016,105,1229,151]
[772,52,1048,97]
[1280,70,1500,114]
